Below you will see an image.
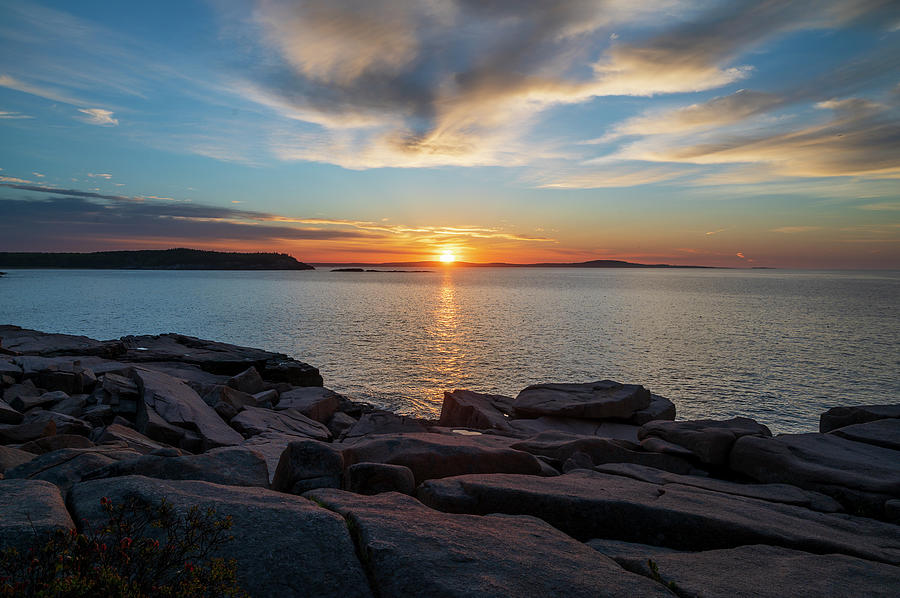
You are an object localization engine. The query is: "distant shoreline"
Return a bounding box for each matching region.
[0,249,314,270]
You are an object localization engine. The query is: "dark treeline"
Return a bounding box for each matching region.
[0,248,314,270]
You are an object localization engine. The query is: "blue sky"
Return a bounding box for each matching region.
[1,0,898,267]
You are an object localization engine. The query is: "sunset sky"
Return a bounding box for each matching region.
[1,0,898,267]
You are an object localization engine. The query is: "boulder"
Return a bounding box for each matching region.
[628,394,677,425]
[508,418,640,442]
[3,446,140,491]
[418,470,900,564]
[340,411,428,441]
[252,388,278,406]
[139,404,202,452]
[513,380,651,419]
[0,398,22,424]
[70,476,371,598]
[344,462,416,495]
[0,357,22,380]
[305,489,672,598]
[137,362,229,396]
[3,379,41,407]
[438,389,515,432]
[203,383,257,407]
[341,432,543,485]
[241,431,305,484]
[18,434,95,454]
[81,404,115,427]
[272,440,344,494]
[593,462,843,512]
[0,445,35,473]
[14,355,103,377]
[35,367,95,395]
[133,368,243,450]
[11,389,65,412]
[93,372,141,415]
[820,404,900,433]
[622,544,900,598]
[82,446,270,488]
[47,393,86,417]
[639,436,697,459]
[510,431,695,474]
[0,325,125,358]
[0,479,74,551]
[262,359,323,387]
[0,410,92,443]
[94,423,167,454]
[226,366,265,394]
[204,385,258,422]
[830,418,900,451]
[327,412,357,437]
[276,387,340,423]
[231,406,331,442]
[638,417,772,465]
[119,334,323,387]
[730,433,900,517]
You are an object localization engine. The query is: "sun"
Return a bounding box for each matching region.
[439,251,456,263]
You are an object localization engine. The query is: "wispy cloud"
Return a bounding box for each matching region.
[77,108,118,126]
[770,226,823,233]
[617,94,900,178]
[858,202,900,211]
[537,164,688,189]
[87,173,113,179]
[0,109,32,119]
[0,73,87,105]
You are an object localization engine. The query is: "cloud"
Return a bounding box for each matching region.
[221,0,898,169]
[595,90,781,142]
[619,95,900,177]
[0,176,33,184]
[87,173,113,179]
[858,202,900,211]
[0,195,380,251]
[77,108,118,126]
[0,110,32,119]
[537,163,688,189]
[770,226,823,233]
[736,252,746,259]
[0,182,555,252]
[0,73,87,105]
[0,182,130,201]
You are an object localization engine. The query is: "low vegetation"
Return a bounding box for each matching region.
[0,497,246,598]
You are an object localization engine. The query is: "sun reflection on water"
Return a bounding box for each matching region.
[418,270,465,410]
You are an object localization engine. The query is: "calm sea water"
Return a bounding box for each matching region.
[1,268,897,433]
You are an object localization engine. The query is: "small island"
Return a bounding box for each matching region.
[0,249,314,270]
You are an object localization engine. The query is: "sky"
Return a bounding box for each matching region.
[0,0,898,268]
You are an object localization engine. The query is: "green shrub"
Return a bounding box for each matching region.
[0,496,247,597]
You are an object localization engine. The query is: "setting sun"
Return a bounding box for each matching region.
[439,251,456,263]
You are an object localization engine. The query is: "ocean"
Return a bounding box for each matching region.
[1,267,897,433]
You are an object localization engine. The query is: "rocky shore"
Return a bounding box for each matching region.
[1,324,898,596]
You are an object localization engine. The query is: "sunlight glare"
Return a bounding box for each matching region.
[439,251,456,263]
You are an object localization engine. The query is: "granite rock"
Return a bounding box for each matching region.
[514,380,651,419]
